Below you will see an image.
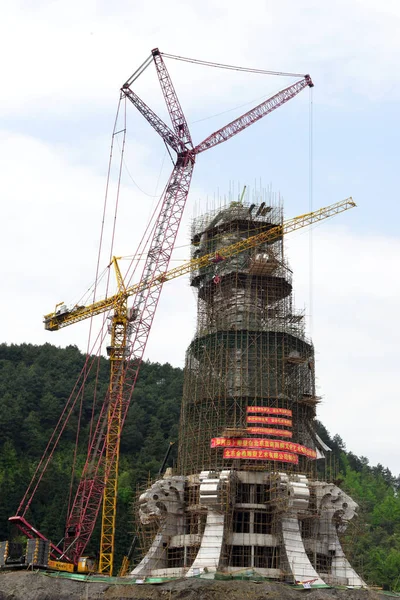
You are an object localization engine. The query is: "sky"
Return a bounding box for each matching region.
[1,0,399,474]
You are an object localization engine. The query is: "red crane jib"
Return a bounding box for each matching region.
[11,49,313,564]
[9,515,68,562]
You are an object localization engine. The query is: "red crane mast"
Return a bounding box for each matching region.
[10,48,313,575]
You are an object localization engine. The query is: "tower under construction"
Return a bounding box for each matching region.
[131,193,365,587]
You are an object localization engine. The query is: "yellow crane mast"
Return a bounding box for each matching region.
[98,258,128,574]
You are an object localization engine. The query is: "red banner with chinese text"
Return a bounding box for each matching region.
[246,427,293,438]
[211,437,316,459]
[223,448,298,463]
[246,406,292,417]
[246,415,292,427]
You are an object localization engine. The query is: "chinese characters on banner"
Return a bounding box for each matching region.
[247,406,292,416]
[246,415,293,427]
[223,448,299,463]
[211,405,316,463]
[246,427,292,438]
[211,437,316,458]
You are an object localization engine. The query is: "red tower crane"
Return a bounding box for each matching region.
[9,49,313,575]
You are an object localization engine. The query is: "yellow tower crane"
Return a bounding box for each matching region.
[42,196,355,575]
[44,197,355,332]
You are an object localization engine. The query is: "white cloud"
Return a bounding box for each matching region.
[0,130,177,341]
[0,128,199,359]
[1,0,399,477]
[1,0,400,122]
[286,224,400,473]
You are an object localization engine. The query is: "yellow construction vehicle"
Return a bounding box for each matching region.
[47,556,97,574]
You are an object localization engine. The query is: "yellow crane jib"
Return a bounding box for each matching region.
[43,197,356,332]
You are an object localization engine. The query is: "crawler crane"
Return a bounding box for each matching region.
[9,50,324,575]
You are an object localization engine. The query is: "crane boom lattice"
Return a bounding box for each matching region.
[12,49,319,576]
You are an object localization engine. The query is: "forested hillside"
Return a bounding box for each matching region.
[0,343,399,588]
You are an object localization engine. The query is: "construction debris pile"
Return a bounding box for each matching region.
[0,571,384,600]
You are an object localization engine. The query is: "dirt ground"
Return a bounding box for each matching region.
[0,571,386,600]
